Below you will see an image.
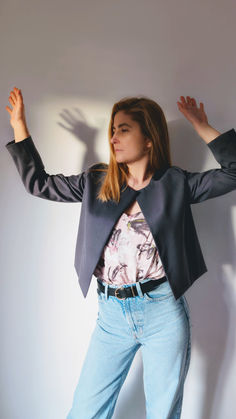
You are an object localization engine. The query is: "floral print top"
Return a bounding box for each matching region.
[93,210,166,285]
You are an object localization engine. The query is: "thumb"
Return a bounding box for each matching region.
[5,106,12,114]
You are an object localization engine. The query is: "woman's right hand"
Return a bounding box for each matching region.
[6,87,27,128]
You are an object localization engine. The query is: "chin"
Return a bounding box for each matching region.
[115,157,125,162]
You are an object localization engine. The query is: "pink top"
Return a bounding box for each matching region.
[93,210,166,285]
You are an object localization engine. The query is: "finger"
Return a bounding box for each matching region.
[14,87,21,97]
[16,89,23,104]
[186,96,192,105]
[9,96,15,106]
[9,92,16,104]
[11,90,17,101]
[180,96,187,104]
[200,102,204,111]
[191,98,197,106]
[5,105,12,114]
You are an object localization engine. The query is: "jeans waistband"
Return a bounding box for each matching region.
[96,277,165,289]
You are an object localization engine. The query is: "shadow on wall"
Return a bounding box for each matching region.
[58,107,236,419]
[57,106,106,171]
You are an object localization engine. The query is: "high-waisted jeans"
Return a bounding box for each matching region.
[66,277,192,419]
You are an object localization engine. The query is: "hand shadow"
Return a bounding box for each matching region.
[57,106,105,171]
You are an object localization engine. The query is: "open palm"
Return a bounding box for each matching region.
[177,96,208,126]
[6,87,26,127]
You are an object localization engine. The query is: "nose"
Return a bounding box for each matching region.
[111,134,119,144]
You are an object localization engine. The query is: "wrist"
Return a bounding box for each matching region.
[12,120,30,142]
[193,122,221,144]
[192,121,211,131]
[11,118,28,129]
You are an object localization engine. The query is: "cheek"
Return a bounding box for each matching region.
[136,140,147,153]
[128,136,144,148]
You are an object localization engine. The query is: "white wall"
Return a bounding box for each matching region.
[1,0,236,418]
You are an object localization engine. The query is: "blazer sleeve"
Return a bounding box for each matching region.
[184,128,236,204]
[5,136,86,203]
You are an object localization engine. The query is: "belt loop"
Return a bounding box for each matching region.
[135,281,145,298]
[104,282,109,300]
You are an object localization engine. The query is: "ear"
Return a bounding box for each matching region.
[145,139,152,149]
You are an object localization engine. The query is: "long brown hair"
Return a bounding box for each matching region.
[89,96,172,203]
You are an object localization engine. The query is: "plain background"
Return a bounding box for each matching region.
[1,0,236,418]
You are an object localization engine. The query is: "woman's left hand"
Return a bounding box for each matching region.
[177,96,209,127]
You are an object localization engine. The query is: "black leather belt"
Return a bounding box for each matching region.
[97,276,167,300]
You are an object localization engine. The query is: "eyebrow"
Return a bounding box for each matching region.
[112,123,132,130]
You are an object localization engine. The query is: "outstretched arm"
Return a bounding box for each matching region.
[5,135,87,203]
[177,96,236,204]
[5,87,86,203]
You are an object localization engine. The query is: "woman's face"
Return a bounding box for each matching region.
[110,111,151,164]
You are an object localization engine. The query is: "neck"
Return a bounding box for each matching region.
[127,164,153,187]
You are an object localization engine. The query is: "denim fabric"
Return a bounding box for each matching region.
[66,278,192,419]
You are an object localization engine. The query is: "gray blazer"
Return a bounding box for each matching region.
[5,128,236,300]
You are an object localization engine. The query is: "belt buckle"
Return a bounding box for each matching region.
[114,286,126,300]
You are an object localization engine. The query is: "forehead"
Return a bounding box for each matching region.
[113,111,135,127]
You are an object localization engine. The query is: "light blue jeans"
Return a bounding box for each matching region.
[66,278,192,419]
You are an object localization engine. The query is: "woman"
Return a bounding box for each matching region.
[6,88,236,418]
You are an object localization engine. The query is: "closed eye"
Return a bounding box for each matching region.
[112,129,128,134]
